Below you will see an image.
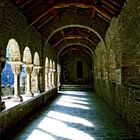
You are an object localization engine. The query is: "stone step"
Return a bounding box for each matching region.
[59,84,93,91]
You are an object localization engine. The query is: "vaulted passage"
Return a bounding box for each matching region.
[0,0,140,138]
[1,90,140,140]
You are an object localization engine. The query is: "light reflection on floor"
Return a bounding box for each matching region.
[25,91,95,140]
[47,111,94,127]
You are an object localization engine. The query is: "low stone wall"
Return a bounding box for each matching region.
[0,88,57,135]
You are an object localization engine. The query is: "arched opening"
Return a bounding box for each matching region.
[1,47,14,97]
[77,61,83,79]
[23,47,33,97]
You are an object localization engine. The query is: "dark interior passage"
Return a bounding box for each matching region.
[1,90,140,140]
[77,61,83,79]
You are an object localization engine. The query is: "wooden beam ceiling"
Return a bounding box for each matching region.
[12,0,125,52]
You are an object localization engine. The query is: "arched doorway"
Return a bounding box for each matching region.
[77,61,83,79]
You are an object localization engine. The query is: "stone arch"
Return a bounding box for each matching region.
[45,57,49,68]
[108,49,116,82]
[49,59,52,69]
[46,24,103,42]
[57,43,94,59]
[7,38,21,62]
[53,61,55,70]
[45,24,106,49]
[23,47,32,64]
[34,52,40,66]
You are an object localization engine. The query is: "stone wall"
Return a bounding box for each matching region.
[94,0,140,132]
[0,88,57,136]
[0,0,42,59]
[61,51,92,84]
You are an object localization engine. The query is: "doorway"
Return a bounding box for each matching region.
[77,61,83,79]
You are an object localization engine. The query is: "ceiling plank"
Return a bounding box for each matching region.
[52,35,85,48]
[94,6,112,21]
[91,8,96,18]
[30,8,53,26]
[23,0,44,14]
[101,0,119,12]
[78,30,97,46]
[106,0,122,8]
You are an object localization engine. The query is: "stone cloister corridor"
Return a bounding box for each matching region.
[1,90,140,140]
[0,0,140,139]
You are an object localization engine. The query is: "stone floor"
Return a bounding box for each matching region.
[1,90,140,140]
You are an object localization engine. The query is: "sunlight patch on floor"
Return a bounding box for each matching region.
[56,100,90,110]
[60,95,89,105]
[58,91,87,96]
[61,95,89,101]
[47,111,94,127]
[26,129,55,140]
[37,117,95,140]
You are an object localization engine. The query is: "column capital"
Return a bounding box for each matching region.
[10,61,22,75]
[33,66,41,75]
[23,64,33,74]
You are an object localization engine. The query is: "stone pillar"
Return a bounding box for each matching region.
[33,66,41,94]
[49,67,53,88]
[24,64,33,97]
[45,66,49,91]
[52,69,56,87]
[0,56,6,111]
[57,64,61,90]
[11,62,23,102]
[57,71,61,90]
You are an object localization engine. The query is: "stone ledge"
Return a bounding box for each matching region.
[0,88,57,135]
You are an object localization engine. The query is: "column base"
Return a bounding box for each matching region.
[12,95,23,102]
[34,90,40,95]
[0,101,6,111]
[49,85,53,89]
[45,86,50,91]
[25,91,34,97]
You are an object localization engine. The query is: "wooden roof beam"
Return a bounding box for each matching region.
[54,3,93,9]
[30,2,111,26]
[23,0,44,14]
[20,0,34,9]
[54,3,112,21]
[15,0,27,6]
[94,6,112,21]
[78,30,97,46]
[30,8,53,26]
[101,0,119,12]
[37,16,54,29]
[107,0,122,8]
[52,35,84,48]
[101,5,116,16]
[91,8,96,18]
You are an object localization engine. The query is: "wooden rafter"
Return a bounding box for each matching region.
[31,3,111,25]
[107,0,122,8]
[30,8,53,26]
[52,35,84,48]
[101,0,119,12]
[22,0,44,13]
[77,30,97,46]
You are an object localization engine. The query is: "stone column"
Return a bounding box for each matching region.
[57,71,61,90]
[52,69,56,87]
[45,66,49,91]
[57,64,61,90]
[0,56,6,111]
[49,67,53,88]
[33,66,41,94]
[11,62,23,102]
[24,64,33,97]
